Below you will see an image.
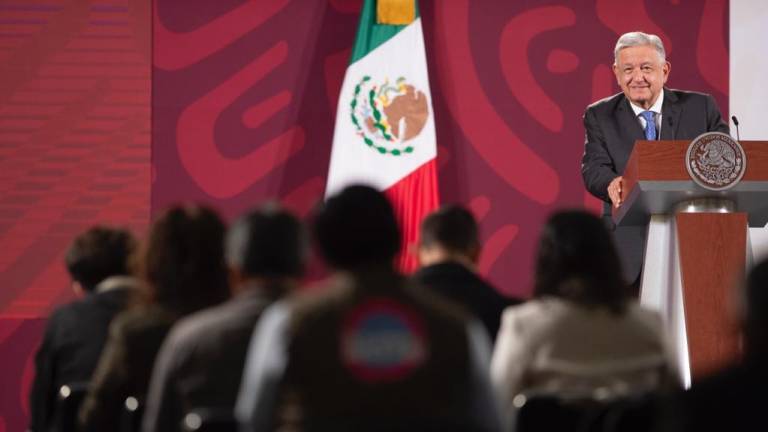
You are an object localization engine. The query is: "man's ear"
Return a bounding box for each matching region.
[228,267,245,296]
[416,243,429,267]
[468,245,481,264]
[71,281,86,297]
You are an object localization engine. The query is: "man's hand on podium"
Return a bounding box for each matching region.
[608,176,623,208]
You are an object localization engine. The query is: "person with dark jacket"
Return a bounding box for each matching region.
[142,205,306,432]
[29,226,136,432]
[414,205,521,342]
[78,205,229,431]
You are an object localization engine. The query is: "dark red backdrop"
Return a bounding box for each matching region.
[0,0,727,429]
[0,1,150,429]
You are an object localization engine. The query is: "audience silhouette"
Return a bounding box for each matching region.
[490,210,678,428]
[236,186,500,432]
[415,204,522,343]
[29,226,136,432]
[33,200,753,432]
[142,205,305,432]
[78,205,229,431]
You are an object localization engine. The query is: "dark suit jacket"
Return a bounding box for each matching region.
[28,277,133,432]
[581,89,729,283]
[414,262,521,343]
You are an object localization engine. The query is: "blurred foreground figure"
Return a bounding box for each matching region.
[236,185,500,432]
[670,258,768,431]
[415,204,521,343]
[79,205,229,431]
[491,210,678,425]
[29,226,136,432]
[142,205,305,432]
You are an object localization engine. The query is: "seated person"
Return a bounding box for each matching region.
[29,226,136,432]
[78,205,229,431]
[236,185,500,432]
[671,258,768,431]
[491,210,678,413]
[414,204,522,343]
[142,205,306,432]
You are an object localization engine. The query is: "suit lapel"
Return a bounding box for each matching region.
[609,96,646,175]
[616,97,645,144]
[661,88,681,140]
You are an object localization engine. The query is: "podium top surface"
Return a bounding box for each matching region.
[614,140,768,227]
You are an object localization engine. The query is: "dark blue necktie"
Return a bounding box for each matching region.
[640,111,657,140]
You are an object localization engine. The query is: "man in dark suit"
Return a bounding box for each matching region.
[29,226,136,432]
[414,205,521,343]
[142,205,305,432]
[581,31,729,289]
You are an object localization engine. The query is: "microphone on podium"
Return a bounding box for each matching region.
[732,115,741,141]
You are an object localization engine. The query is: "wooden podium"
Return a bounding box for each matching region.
[614,140,768,385]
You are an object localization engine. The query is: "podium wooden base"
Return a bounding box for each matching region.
[640,213,745,386]
[676,213,744,379]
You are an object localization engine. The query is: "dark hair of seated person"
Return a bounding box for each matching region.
[65,226,136,292]
[312,185,400,270]
[136,205,229,316]
[226,204,306,279]
[533,210,628,314]
[419,204,479,255]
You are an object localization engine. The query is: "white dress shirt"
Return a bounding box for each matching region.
[629,88,664,138]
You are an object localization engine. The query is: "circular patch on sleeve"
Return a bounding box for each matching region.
[340,298,428,383]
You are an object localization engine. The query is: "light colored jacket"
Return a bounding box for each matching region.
[491,296,678,411]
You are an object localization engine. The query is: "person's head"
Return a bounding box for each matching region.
[313,185,400,271]
[139,205,229,316]
[743,258,768,359]
[533,210,628,313]
[613,31,670,110]
[226,204,306,292]
[65,226,136,294]
[418,205,480,268]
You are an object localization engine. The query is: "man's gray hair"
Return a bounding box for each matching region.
[614,31,666,64]
[225,202,307,277]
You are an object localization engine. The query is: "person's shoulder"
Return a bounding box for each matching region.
[166,302,228,345]
[414,261,466,278]
[415,262,477,292]
[47,295,102,329]
[48,298,83,319]
[285,277,351,327]
[110,305,174,337]
[170,296,265,345]
[624,301,665,335]
[42,301,80,338]
[500,297,564,329]
[408,277,474,323]
[586,92,625,112]
[466,271,522,305]
[666,88,715,104]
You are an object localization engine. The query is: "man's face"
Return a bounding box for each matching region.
[613,44,670,110]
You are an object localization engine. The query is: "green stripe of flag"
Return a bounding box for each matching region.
[349,0,421,64]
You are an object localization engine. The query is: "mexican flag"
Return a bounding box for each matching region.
[325,0,439,273]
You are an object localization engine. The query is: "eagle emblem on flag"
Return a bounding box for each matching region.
[350,75,429,156]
